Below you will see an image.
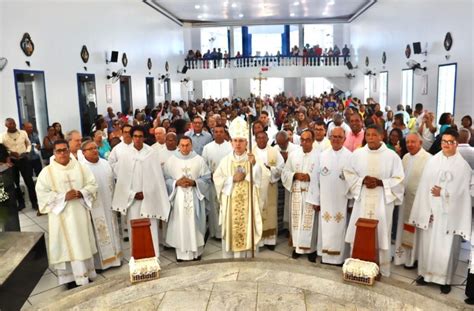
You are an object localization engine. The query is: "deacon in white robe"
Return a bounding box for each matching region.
[81,140,122,270]
[152,127,166,153]
[344,125,404,277]
[164,137,211,261]
[318,127,352,265]
[253,131,284,248]
[214,117,263,258]
[112,126,170,257]
[282,130,320,262]
[275,131,300,230]
[36,141,98,287]
[394,134,431,268]
[312,120,331,153]
[108,124,132,175]
[202,125,233,239]
[409,129,473,293]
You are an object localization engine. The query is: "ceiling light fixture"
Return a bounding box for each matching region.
[239,13,244,17]
[327,0,335,5]
[322,11,328,16]
[197,15,202,18]
[290,13,295,17]
[293,1,300,6]
[194,4,200,9]
[223,2,228,6]
[231,3,237,8]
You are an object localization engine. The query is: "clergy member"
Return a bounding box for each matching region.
[108,124,132,173]
[393,133,431,269]
[35,140,98,288]
[410,128,473,294]
[112,126,170,257]
[202,125,233,239]
[344,124,405,276]
[318,127,352,265]
[254,131,284,249]
[214,117,263,258]
[81,140,122,270]
[312,119,331,153]
[282,129,320,262]
[164,136,211,261]
[152,127,166,152]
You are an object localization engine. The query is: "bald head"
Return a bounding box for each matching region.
[330,127,346,151]
[406,133,422,155]
[154,127,166,144]
[165,132,177,150]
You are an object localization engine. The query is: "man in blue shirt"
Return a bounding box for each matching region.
[185,116,213,156]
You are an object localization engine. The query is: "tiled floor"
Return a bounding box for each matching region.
[17,205,472,309]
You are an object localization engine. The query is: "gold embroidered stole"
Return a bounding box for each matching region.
[290,181,315,249]
[229,160,251,252]
[262,147,278,238]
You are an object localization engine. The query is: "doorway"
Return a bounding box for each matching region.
[146,77,155,108]
[13,70,49,140]
[77,73,98,137]
[164,78,171,102]
[120,75,133,115]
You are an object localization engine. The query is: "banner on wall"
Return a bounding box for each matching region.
[106,84,112,104]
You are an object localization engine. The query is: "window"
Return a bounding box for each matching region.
[401,69,414,108]
[436,63,457,120]
[303,24,333,49]
[250,77,284,97]
[249,25,284,56]
[379,71,388,109]
[233,27,242,57]
[202,79,230,99]
[305,78,333,97]
[201,27,228,54]
[363,75,371,104]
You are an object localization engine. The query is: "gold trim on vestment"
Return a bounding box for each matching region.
[230,161,250,252]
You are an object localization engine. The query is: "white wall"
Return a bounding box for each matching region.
[350,0,474,121]
[0,0,184,133]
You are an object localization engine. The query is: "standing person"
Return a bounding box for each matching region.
[35,140,98,289]
[202,125,233,240]
[163,137,211,261]
[65,130,85,162]
[0,118,38,211]
[52,122,64,140]
[312,119,331,153]
[92,130,111,160]
[344,113,365,152]
[282,130,320,262]
[104,106,117,133]
[461,115,474,147]
[152,127,166,152]
[0,144,20,231]
[214,117,263,258]
[344,124,405,276]
[418,112,437,151]
[318,127,352,265]
[81,140,122,270]
[393,133,431,269]
[185,116,213,156]
[108,124,132,173]
[410,128,473,294]
[23,122,42,177]
[112,126,170,257]
[42,126,57,165]
[253,131,284,250]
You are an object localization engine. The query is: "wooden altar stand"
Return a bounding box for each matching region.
[351,218,379,264]
[130,218,155,259]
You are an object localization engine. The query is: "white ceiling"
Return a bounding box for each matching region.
[145,0,376,26]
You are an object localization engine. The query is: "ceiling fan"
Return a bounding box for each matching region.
[406,59,427,75]
[107,68,124,83]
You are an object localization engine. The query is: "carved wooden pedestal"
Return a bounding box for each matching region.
[352,218,379,264]
[130,218,155,259]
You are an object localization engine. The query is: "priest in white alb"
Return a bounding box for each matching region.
[214,117,263,258]
[253,131,284,249]
[282,129,320,262]
[344,124,404,277]
[202,125,233,239]
[108,124,132,175]
[35,139,98,288]
[81,140,122,270]
[312,119,331,153]
[112,126,170,257]
[410,128,473,294]
[393,133,431,269]
[318,127,352,265]
[164,136,211,261]
[152,127,166,152]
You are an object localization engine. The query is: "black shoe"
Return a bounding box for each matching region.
[66,281,78,290]
[308,251,317,263]
[292,250,300,259]
[404,261,418,270]
[163,245,173,251]
[123,237,129,242]
[415,276,428,285]
[266,245,276,251]
[193,256,202,261]
[465,298,474,305]
[440,284,451,294]
[213,237,222,242]
[18,202,26,211]
[32,202,39,211]
[176,259,183,263]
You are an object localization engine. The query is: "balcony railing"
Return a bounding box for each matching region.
[185,55,350,70]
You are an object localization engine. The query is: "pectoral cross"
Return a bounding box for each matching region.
[182,166,191,178]
[65,174,75,190]
[253,72,267,99]
[367,210,375,219]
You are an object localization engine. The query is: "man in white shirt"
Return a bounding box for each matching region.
[108,124,132,173]
[458,128,474,169]
[312,119,331,153]
[152,127,166,152]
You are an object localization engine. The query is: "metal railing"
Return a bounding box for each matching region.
[184,55,350,70]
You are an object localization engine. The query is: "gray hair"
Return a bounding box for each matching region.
[276,130,289,140]
[406,132,423,142]
[330,126,346,138]
[458,128,471,144]
[81,139,95,151]
[66,130,81,142]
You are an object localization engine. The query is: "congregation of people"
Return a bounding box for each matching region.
[1,91,474,301]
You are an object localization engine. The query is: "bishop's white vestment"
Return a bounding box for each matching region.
[409,151,473,285]
[202,140,233,239]
[112,144,170,257]
[393,148,431,267]
[82,158,122,270]
[164,151,211,260]
[36,158,98,285]
[282,148,320,255]
[344,143,405,276]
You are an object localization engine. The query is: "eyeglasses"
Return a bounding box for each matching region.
[83,147,98,152]
[54,148,69,154]
[133,135,144,138]
[441,140,456,145]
